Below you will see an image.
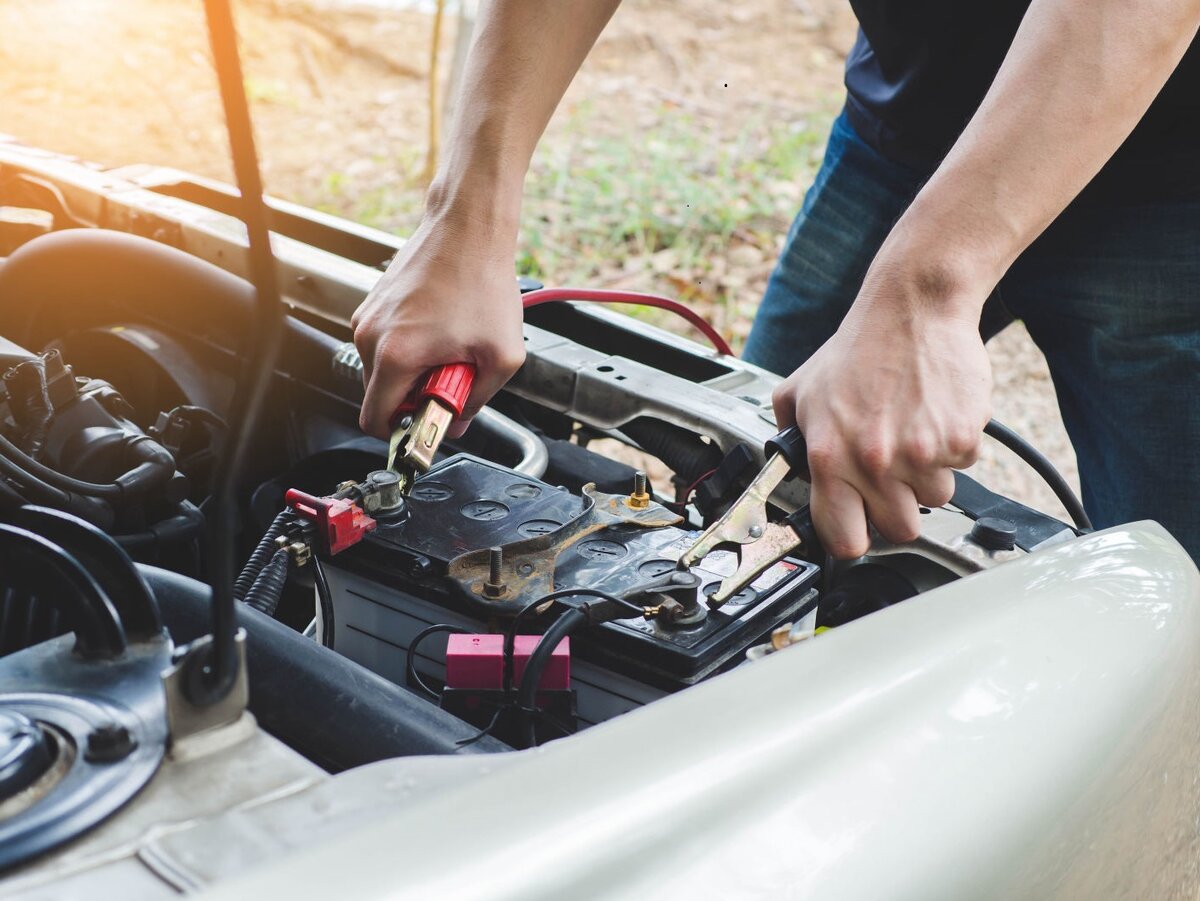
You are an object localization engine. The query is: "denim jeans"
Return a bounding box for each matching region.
[744,112,1200,560]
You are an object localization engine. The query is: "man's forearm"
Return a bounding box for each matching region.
[427,0,621,239]
[877,0,1200,309]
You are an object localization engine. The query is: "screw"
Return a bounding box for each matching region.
[628,471,651,509]
[85,723,137,763]
[749,525,763,539]
[484,546,507,598]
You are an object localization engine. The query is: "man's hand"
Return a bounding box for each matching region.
[351,211,525,440]
[773,0,1198,557]
[772,259,992,558]
[348,0,621,440]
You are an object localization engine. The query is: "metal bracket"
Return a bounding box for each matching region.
[447,483,682,615]
[160,630,249,742]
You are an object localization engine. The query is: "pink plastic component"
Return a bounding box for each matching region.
[444,634,570,691]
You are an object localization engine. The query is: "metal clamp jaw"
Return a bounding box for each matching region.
[387,363,475,492]
[678,426,818,608]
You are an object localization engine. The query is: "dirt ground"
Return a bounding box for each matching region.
[0,0,1080,520]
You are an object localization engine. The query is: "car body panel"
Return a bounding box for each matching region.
[202,523,1200,900]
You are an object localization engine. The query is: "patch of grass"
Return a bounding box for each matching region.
[304,99,837,349]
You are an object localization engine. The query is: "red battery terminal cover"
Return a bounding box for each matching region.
[445,634,571,692]
[284,488,377,555]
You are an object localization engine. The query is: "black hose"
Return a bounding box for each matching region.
[115,501,206,550]
[518,606,588,747]
[195,0,288,704]
[234,510,294,600]
[243,547,290,616]
[0,429,176,499]
[0,448,68,505]
[621,417,722,485]
[983,418,1092,531]
[0,523,127,659]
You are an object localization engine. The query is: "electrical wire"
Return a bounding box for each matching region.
[520,287,734,357]
[0,430,131,499]
[405,623,471,699]
[503,587,642,691]
[517,607,589,747]
[983,418,1092,531]
[673,466,717,513]
[311,555,335,647]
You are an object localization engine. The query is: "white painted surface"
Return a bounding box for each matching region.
[204,522,1200,900]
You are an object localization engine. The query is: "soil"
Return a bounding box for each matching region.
[0,0,1079,519]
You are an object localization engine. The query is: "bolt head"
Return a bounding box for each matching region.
[85,723,137,763]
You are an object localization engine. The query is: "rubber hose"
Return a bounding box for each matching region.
[234,509,293,600]
[621,417,723,484]
[0,428,174,500]
[242,547,289,616]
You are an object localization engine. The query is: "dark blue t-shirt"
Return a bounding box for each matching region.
[844,1,1199,198]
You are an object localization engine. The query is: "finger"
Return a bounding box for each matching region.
[771,379,798,431]
[809,475,870,559]
[353,331,376,392]
[359,350,421,438]
[448,346,527,440]
[446,415,474,441]
[858,478,922,545]
[909,466,956,509]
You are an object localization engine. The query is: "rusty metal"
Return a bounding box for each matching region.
[447,483,681,615]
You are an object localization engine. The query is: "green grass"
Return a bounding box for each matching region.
[306,99,836,348]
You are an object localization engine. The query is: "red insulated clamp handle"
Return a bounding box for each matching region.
[388,362,476,428]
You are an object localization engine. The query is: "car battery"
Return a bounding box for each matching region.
[323,455,820,726]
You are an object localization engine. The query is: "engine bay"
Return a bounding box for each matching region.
[0,135,1084,891]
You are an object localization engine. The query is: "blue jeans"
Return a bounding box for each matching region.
[744,112,1200,560]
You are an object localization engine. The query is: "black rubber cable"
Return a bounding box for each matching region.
[0,430,137,499]
[518,607,589,747]
[234,510,294,600]
[311,555,335,647]
[0,449,69,505]
[242,547,290,616]
[406,624,472,699]
[504,588,640,691]
[983,418,1092,531]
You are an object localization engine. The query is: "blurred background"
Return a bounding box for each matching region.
[0,0,1079,518]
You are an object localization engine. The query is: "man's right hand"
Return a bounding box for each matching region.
[351,208,526,441]
[347,0,622,441]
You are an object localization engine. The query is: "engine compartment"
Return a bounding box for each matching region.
[0,141,1085,891]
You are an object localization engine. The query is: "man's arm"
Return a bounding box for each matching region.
[774,0,1200,558]
[353,0,621,438]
